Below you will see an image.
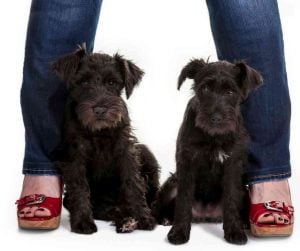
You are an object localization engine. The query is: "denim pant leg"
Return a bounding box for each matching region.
[21,0,103,175]
[206,0,291,184]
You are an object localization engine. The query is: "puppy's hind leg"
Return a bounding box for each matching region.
[114,207,139,233]
[139,144,160,207]
[92,203,139,233]
[152,174,178,226]
[115,148,156,232]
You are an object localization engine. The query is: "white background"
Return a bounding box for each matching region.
[0,0,299,250]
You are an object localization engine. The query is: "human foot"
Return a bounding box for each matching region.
[249,180,294,236]
[17,175,62,220]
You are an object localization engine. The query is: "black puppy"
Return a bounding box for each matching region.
[52,44,160,234]
[154,59,262,245]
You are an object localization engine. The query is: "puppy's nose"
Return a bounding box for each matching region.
[93,107,106,117]
[210,113,223,124]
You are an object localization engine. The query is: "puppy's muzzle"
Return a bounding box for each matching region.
[210,113,223,125]
[93,106,107,119]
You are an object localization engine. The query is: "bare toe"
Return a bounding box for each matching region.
[274,214,290,225]
[18,207,32,218]
[34,207,51,217]
[18,208,27,218]
[257,213,275,224]
[24,207,37,217]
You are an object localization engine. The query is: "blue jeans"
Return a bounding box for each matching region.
[206,0,291,184]
[21,0,103,175]
[21,0,291,184]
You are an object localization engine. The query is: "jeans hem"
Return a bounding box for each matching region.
[22,161,60,175]
[246,165,291,185]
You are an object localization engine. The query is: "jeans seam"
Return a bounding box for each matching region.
[22,169,60,175]
[23,168,56,172]
[250,171,290,179]
[247,172,291,185]
[24,161,55,164]
[246,163,291,177]
[23,161,59,175]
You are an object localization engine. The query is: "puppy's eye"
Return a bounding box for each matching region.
[202,85,210,93]
[107,80,114,86]
[226,90,234,95]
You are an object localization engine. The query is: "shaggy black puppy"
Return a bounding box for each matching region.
[154,59,262,245]
[52,44,160,234]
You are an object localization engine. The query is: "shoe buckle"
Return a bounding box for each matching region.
[26,194,46,205]
[264,201,282,212]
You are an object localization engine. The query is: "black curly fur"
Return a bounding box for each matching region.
[52,45,160,234]
[154,59,262,245]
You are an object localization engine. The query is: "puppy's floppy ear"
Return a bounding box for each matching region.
[235,61,263,99]
[52,43,87,84]
[114,53,144,99]
[178,59,207,90]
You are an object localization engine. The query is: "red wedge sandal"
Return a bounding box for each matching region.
[16,194,62,230]
[250,201,294,237]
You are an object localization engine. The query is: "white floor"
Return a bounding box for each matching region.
[1,206,299,251]
[0,1,299,251]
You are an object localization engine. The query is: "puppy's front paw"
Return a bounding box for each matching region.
[116,217,138,233]
[224,230,247,245]
[71,218,97,234]
[138,215,156,230]
[167,225,190,245]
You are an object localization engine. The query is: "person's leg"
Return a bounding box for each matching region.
[19,0,103,217]
[206,0,292,226]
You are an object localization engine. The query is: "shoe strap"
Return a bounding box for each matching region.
[16,194,62,219]
[250,201,294,225]
[16,194,46,206]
